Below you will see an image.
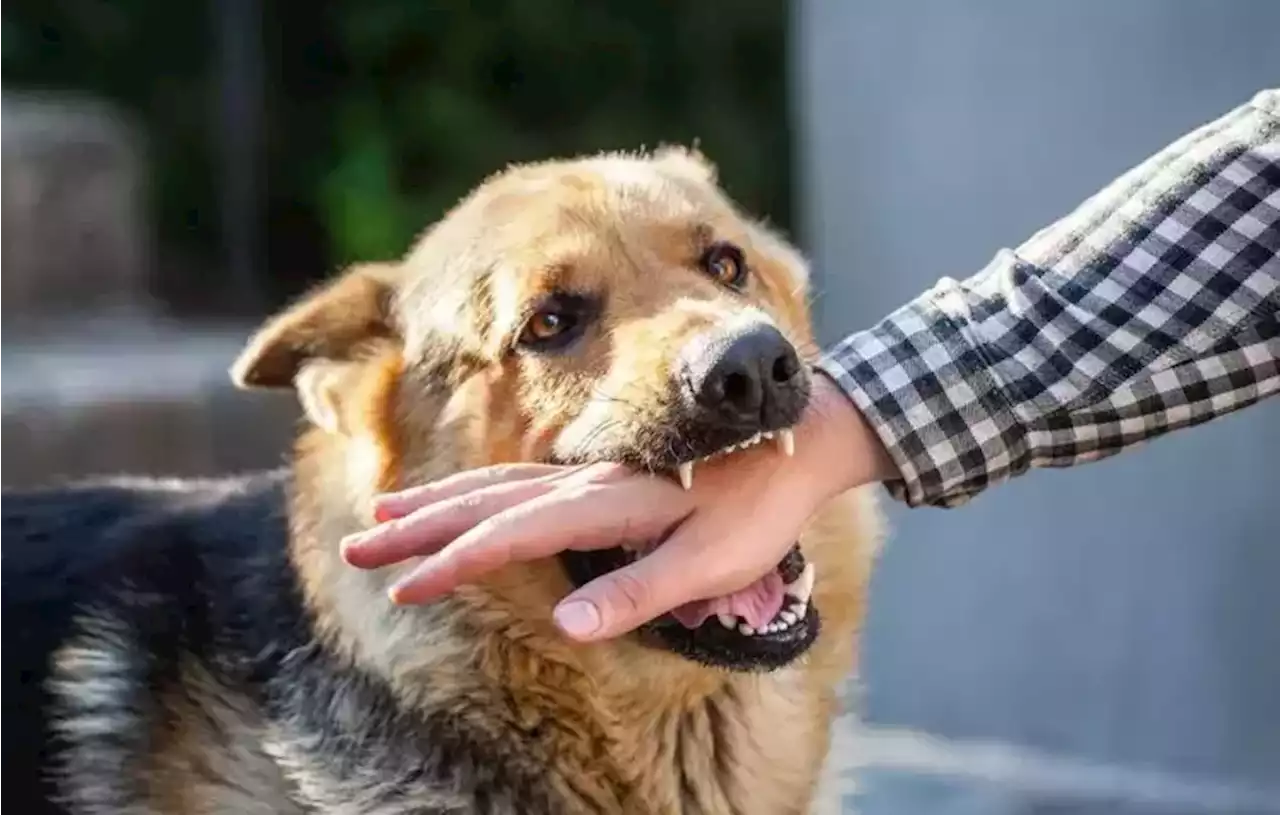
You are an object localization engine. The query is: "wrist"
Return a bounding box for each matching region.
[799,372,896,497]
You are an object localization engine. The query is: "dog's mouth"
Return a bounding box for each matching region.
[557,424,820,673]
[671,427,795,490]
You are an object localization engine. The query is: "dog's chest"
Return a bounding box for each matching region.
[608,674,832,815]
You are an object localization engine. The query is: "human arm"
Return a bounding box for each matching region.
[822,88,1279,508]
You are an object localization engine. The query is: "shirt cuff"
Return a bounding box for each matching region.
[817,282,1029,508]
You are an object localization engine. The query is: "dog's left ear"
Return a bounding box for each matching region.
[231,262,403,432]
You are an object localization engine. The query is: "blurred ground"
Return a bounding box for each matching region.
[824,693,1280,814]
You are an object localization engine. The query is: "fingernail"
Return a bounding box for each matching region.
[553,600,602,639]
[373,504,393,524]
[387,570,419,603]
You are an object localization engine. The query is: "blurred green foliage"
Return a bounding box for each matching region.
[3,1,791,312]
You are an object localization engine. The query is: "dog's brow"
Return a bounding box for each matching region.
[534,263,576,292]
[691,222,715,246]
[505,263,603,321]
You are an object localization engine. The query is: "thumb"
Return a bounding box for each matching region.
[551,528,729,641]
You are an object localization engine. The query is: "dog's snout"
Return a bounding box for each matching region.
[681,324,803,428]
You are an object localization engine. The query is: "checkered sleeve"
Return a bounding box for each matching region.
[819,88,1280,508]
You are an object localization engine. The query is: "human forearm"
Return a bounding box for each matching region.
[820,88,1279,508]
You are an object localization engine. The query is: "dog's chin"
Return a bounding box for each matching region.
[557,539,820,674]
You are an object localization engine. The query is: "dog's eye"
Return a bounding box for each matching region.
[701,242,748,289]
[522,311,575,343]
[517,294,596,352]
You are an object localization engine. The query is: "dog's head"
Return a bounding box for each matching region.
[233,149,837,673]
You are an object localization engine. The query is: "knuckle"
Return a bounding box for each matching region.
[384,515,419,538]
[451,491,495,516]
[604,569,652,617]
[593,462,632,482]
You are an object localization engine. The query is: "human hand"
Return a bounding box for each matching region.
[340,374,894,641]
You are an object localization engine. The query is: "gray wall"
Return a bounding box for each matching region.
[794,1,1280,812]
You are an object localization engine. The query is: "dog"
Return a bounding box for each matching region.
[3,148,882,814]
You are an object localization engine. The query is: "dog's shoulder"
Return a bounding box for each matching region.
[2,471,295,814]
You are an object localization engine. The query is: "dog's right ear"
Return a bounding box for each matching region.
[231,262,403,431]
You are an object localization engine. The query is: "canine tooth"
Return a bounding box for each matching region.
[678,462,694,491]
[780,610,797,625]
[717,614,737,630]
[739,624,756,636]
[777,429,795,457]
[788,562,815,605]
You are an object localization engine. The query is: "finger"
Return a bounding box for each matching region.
[343,477,560,569]
[387,476,688,604]
[550,523,732,640]
[373,463,570,521]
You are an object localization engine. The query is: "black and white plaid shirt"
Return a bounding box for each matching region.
[819,88,1279,509]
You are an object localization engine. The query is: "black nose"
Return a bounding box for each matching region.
[681,323,803,427]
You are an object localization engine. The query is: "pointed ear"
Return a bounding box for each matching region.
[652,144,718,184]
[231,262,401,389]
[231,263,403,431]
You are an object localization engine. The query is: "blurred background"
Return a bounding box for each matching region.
[2,1,1278,813]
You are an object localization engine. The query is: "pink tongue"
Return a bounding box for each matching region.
[670,571,785,630]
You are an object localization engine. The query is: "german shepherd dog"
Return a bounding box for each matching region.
[4,149,882,814]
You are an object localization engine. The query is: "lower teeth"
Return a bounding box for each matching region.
[715,561,815,637]
[721,597,808,636]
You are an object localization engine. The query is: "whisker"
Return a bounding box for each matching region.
[568,419,624,460]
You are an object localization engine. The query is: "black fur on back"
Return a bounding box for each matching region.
[2,471,557,815]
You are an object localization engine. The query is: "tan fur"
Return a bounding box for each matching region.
[234,149,882,813]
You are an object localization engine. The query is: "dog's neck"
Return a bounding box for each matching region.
[286,422,724,698]
[285,427,841,812]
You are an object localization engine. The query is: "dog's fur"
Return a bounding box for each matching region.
[3,149,881,814]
